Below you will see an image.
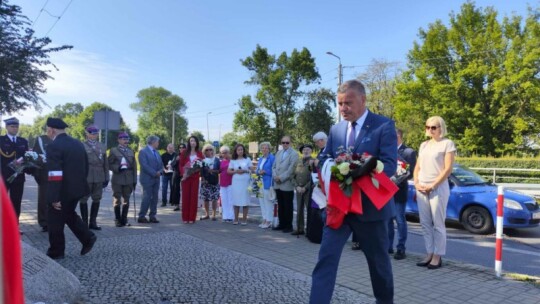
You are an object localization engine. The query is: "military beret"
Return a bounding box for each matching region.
[299,143,314,152]
[118,132,130,139]
[4,117,19,126]
[46,117,68,129]
[85,125,99,135]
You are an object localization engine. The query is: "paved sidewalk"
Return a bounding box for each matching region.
[18,179,540,303]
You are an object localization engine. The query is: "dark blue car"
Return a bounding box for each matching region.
[406,164,540,234]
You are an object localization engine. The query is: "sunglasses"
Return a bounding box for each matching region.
[425,125,440,131]
[281,141,290,144]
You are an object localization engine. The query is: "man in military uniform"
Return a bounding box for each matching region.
[0,117,29,222]
[291,144,315,236]
[44,117,96,259]
[108,132,137,227]
[79,125,109,230]
[32,132,53,232]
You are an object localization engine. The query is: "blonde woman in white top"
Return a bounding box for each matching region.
[413,116,456,270]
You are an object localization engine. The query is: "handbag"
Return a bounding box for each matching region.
[268,186,276,202]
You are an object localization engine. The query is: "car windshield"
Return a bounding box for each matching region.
[452,165,487,186]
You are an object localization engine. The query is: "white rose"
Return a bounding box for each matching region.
[375,160,384,173]
[338,162,350,175]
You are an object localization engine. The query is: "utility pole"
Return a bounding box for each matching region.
[326,51,343,122]
[206,112,212,143]
[172,111,175,147]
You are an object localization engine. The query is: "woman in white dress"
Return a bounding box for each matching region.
[227,144,252,225]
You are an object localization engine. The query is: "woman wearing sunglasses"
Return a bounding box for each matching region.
[413,116,456,269]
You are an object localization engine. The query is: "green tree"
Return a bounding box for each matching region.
[0,1,72,114]
[233,95,271,143]
[70,102,134,149]
[394,3,540,156]
[189,131,205,144]
[240,45,320,147]
[294,88,335,146]
[131,86,188,149]
[357,59,400,118]
[221,132,241,148]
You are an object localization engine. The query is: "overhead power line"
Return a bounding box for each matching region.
[32,0,50,26]
[44,0,75,36]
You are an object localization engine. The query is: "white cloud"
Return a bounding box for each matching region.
[45,49,134,101]
[14,49,139,129]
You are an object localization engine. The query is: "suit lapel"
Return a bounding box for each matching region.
[354,112,373,151]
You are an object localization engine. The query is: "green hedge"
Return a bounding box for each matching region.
[456,157,540,183]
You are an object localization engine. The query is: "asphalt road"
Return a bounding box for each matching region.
[403,218,540,277]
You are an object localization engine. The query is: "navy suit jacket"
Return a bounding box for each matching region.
[395,143,417,203]
[46,133,90,204]
[138,146,163,185]
[324,111,397,222]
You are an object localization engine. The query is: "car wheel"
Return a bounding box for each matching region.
[461,206,494,234]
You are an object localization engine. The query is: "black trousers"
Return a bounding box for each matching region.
[47,198,95,256]
[36,179,48,227]
[170,172,182,206]
[276,189,294,229]
[6,180,24,220]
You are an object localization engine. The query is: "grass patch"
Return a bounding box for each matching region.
[505,273,540,287]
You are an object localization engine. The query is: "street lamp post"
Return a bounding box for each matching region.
[326,51,343,122]
[206,112,212,143]
[172,111,176,147]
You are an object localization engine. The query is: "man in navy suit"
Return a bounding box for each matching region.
[44,118,96,259]
[138,135,163,223]
[310,80,397,304]
[0,117,29,222]
[390,129,417,260]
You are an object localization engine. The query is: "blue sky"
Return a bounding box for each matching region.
[12,0,532,142]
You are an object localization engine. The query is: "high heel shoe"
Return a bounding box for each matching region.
[427,258,442,269]
[416,258,432,267]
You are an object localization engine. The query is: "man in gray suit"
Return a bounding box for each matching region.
[137,135,163,223]
[272,135,299,233]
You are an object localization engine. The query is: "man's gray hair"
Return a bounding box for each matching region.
[338,79,366,96]
[312,131,328,142]
[146,135,160,145]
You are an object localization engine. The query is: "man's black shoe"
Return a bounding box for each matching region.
[291,231,305,236]
[394,250,406,260]
[115,220,123,227]
[41,226,48,232]
[161,203,167,207]
[47,253,65,260]
[137,217,149,223]
[81,235,97,256]
[388,248,394,254]
[351,242,362,251]
[282,228,293,233]
[272,226,283,231]
[89,224,102,230]
[149,218,160,223]
[173,207,180,211]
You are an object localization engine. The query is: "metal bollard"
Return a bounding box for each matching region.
[495,186,504,277]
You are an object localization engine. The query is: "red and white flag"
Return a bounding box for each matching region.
[1,178,25,304]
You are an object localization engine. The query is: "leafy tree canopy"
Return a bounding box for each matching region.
[131,86,188,149]
[294,88,335,148]
[394,2,540,156]
[240,45,320,147]
[0,0,72,114]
